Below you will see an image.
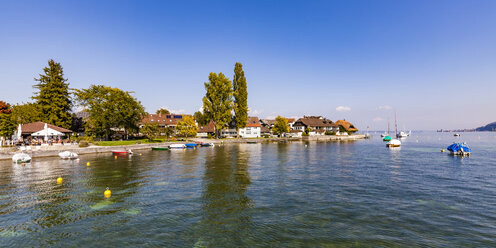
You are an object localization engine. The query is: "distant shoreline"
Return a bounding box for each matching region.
[0,135,366,161]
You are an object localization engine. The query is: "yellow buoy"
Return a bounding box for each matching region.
[86,162,90,166]
[104,187,111,198]
[56,177,63,184]
[441,149,445,152]
[139,153,142,156]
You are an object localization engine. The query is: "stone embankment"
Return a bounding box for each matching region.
[0,135,366,161]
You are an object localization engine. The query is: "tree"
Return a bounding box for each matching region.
[32,59,72,129]
[202,72,233,138]
[194,111,208,126]
[10,102,42,124]
[0,101,15,138]
[232,62,248,138]
[156,108,170,115]
[176,116,197,137]
[74,85,146,140]
[141,123,159,141]
[273,116,289,136]
[160,126,174,138]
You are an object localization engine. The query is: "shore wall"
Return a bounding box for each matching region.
[0,135,366,161]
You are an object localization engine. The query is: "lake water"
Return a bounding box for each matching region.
[1,132,496,247]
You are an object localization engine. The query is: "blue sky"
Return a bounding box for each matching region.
[1,0,495,130]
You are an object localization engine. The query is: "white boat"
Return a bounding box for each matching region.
[387,112,402,148]
[12,153,31,163]
[454,133,460,137]
[58,151,78,159]
[386,139,402,147]
[397,131,409,138]
[169,144,186,149]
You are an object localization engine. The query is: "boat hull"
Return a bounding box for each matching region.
[151,147,169,150]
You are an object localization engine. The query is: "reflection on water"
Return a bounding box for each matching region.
[1,132,496,246]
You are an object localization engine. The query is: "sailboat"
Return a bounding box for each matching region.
[386,113,401,148]
[383,121,391,141]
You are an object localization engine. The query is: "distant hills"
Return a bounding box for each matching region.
[475,122,496,131]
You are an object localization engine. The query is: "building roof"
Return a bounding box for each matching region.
[246,117,261,127]
[140,114,192,126]
[261,126,271,133]
[21,122,72,134]
[198,120,215,133]
[335,120,358,132]
[260,119,276,126]
[294,116,337,128]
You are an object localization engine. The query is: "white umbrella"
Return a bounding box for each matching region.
[31,127,64,138]
[44,123,48,141]
[17,124,22,140]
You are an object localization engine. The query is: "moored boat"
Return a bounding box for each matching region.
[447,142,471,156]
[387,112,402,148]
[169,144,186,149]
[12,153,31,163]
[112,149,133,155]
[151,147,169,150]
[383,135,391,141]
[59,151,78,159]
[386,139,401,147]
[200,143,214,147]
[185,143,197,148]
[454,133,460,137]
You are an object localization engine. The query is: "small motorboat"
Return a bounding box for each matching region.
[454,133,460,137]
[246,141,257,144]
[200,142,214,147]
[447,142,471,156]
[386,139,401,148]
[112,149,133,155]
[151,147,169,151]
[12,153,31,163]
[169,144,186,149]
[59,151,78,159]
[185,143,197,148]
[397,131,409,138]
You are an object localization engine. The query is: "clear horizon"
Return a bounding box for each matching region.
[2,0,495,130]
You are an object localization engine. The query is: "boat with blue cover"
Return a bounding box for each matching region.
[185,143,197,148]
[447,142,471,156]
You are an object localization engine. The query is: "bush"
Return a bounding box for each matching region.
[79,141,89,147]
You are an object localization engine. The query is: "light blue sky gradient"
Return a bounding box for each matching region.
[1,0,495,130]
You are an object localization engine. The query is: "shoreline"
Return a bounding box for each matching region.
[0,134,366,161]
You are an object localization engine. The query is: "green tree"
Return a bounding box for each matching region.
[10,102,42,124]
[33,59,72,128]
[194,111,208,126]
[0,101,15,138]
[74,85,146,140]
[233,62,248,138]
[156,108,170,115]
[273,116,289,135]
[202,72,233,138]
[176,116,197,137]
[141,123,159,141]
[158,126,174,138]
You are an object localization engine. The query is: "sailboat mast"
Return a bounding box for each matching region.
[387,120,390,135]
[394,112,398,139]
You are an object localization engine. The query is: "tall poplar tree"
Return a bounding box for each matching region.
[202,72,233,138]
[233,62,248,138]
[33,59,72,129]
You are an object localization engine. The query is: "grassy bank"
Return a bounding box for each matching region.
[93,139,165,146]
